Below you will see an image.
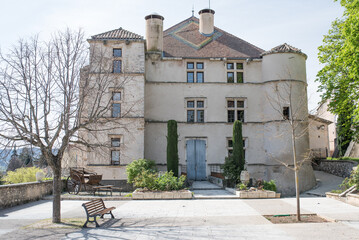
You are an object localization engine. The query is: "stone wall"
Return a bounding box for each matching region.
[0,180,62,209]
[313,159,358,178]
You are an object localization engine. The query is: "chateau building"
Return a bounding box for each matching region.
[79,9,316,196]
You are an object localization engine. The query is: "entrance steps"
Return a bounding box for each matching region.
[191,181,237,199]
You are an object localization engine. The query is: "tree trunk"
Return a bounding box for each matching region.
[52,167,62,223]
[291,128,301,221]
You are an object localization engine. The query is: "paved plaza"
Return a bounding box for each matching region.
[0,171,358,239]
[1,197,359,240]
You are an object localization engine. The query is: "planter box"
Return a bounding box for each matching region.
[236,190,280,199]
[132,189,192,200]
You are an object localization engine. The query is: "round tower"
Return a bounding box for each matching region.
[198,9,215,35]
[145,13,164,53]
[260,43,316,196]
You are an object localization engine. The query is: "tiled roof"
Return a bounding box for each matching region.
[163,16,264,58]
[91,27,144,40]
[261,43,307,59]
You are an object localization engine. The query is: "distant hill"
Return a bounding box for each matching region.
[0,148,42,171]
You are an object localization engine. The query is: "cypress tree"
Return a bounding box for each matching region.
[167,120,179,177]
[233,120,245,171]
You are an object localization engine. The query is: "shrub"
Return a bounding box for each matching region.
[126,159,157,184]
[222,156,241,184]
[167,120,179,177]
[133,170,158,189]
[340,167,359,190]
[3,167,44,184]
[263,180,277,192]
[236,182,247,190]
[133,171,186,191]
[155,171,186,191]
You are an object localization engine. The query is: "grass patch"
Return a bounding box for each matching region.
[24,218,86,229]
[331,189,343,194]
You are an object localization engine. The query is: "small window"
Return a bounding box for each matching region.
[197,110,204,123]
[283,107,290,120]
[227,101,235,108]
[112,103,121,118]
[187,110,195,122]
[228,110,235,123]
[187,72,194,83]
[228,139,233,148]
[197,62,204,69]
[227,72,234,83]
[187,101,195,108]
[236,63,243,70]
[237,110,244,122]
[227,63,234,70]
[237,101,244,108]
[111,138,121,147]
[197,72,204,83]
[113,92,121,101]
[197,101,204,108]
[113,60,122,73]
[113,48,122,57]
[187,62,194,69]
[237,72,243,83]
[111,150,120,165]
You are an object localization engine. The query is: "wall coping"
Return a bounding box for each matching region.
[0,180,53,188]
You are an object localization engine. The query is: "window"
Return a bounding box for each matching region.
[283,107,290,120]
[227,137,247,158]
[227,99,245,122]
[110,137,121,165]
[113,48,122,73]
[186,99,205,123]
[227,62,244,83]
[113,60,122,73]
[113,48,122,57]
[112,91,122,117]
[187,62,204,83]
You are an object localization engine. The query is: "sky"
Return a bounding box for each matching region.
[0,0,344,111]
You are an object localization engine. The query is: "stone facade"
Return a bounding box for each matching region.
[76,9,316,196]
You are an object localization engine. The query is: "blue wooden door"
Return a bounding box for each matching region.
[186,139,206,180]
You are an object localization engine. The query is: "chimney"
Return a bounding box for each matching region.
[198,9,215,35]
[145,13,164,52]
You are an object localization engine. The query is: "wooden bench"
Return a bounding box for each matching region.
[82,199,116,227]
[92,185,114,196]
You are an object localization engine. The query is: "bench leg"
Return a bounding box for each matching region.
[94,216,100,228]
[110,211,114,218]
[83,217,89,228]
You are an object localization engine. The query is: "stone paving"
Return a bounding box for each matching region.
[0,171,358,239]
[1,197,359,239]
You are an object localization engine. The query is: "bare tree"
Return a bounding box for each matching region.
[266,79,312,221]
[0,29,135,223]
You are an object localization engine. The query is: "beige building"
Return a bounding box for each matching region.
[316,100,337,156]
[308,115,332,158]
[79,9,316,196]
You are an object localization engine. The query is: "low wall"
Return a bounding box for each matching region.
[0,180,63,209]
[313,159,358,178]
